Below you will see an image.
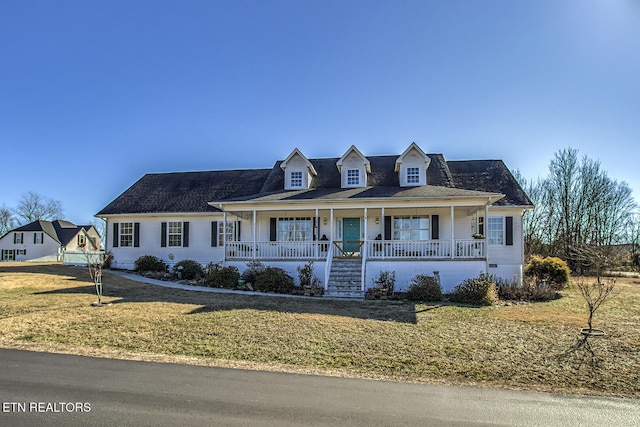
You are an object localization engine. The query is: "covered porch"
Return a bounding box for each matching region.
[220,204,491,262]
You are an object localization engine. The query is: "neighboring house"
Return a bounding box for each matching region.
[97,143,533,296]
[0,220,101,262]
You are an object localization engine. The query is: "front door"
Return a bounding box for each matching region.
[342,218,361,254]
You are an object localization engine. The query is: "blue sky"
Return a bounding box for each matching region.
[1,0,639,225]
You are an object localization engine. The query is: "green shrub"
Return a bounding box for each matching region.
[204,264,240,289]
[254,267,295,294]
[496,277,559,302]
[407,274,442,302]
[134,255,167,273]
[524,256,570,290]
[449,273,498,306]
[172,260,204,280]
[297,261,320,288]
[241,260,266,285]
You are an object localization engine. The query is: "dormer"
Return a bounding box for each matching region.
[280,148,317,190]
[336,145,371,188]
[395,142,430,187]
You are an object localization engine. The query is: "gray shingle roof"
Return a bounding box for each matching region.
[97,154,532,216]
[10,220,93,245]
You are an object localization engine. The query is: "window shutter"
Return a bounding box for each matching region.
[161,222,167,247]
[270,218,277,242]
[34,233,37,244]
[313,217,317,240]
[211,221,218,247]
[506,216,514,246]
[235,221,241,241]
[384,216,392,240]
[133,223,140,247]
[113,223,119,247]
[183,222,189,247]
[431,215,440,240]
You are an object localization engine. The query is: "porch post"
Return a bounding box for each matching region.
[381,206,385,260]
[450,206,455,260]
[315,208,319,259]
[223,211,227,262]
[363,207,368,260]
[485,203,490,271]
[252,210,257,260]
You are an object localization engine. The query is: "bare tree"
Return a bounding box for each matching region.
[0,204,14,236]
[532,149,636,266]
[13,191,64,225]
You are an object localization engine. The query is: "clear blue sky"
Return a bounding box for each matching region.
[1,0,639,225]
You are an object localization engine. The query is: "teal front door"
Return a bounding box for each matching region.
[342,218,361,254]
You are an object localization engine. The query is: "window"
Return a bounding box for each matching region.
[78,234,86,247]
[120,222,133,247]
[17,249,26,255]
[346,169,360,186]
[487,217,504,245]
[392,216,430,240]
[34,232,43,244]
[218,221,238,246]
[407,167,420,184]
[278,217,312,241]
[168,221,183,247]
[290,171,303,188]
[14,233,23,244]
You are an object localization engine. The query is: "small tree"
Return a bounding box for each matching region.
[574,276,615,335]
[86,251,109,306]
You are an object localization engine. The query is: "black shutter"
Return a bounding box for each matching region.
[506,216,514,246]
[34,233,36,244]
[211,221,218,247]
[235,221,241,241]
[384,216,392,240]
[133,223,140,247]
[270,218,277,241]
[113,223,119,247]
[183,222,189,247]
[313,217,317,240]
[161,222,167,247]
[479,216,484,236]
[431,215,439,240]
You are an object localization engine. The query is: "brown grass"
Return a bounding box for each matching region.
[1,263,639,397]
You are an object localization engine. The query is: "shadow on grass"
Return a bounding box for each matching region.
[19,264,420,324]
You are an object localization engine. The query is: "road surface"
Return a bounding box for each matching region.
[0,348,637,426]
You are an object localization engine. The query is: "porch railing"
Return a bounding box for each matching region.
[365,239,485,259]
[225,239,485,260]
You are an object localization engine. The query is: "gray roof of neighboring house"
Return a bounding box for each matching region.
[8,220,94,245]
[97,154,532,216]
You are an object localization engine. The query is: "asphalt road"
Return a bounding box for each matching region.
[0,348,638,426]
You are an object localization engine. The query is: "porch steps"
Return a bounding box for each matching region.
[325,258,364,299]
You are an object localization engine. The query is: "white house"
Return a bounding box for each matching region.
[97,143,533,297]
[0,220,101,262]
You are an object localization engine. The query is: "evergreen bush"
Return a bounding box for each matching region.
[254,267,295,294]
[449,273,498,306]
[524,256,571,290]
[134,255,167,273]
[172,260,204,280]
[204,264,240,288]
[406,274,442,302]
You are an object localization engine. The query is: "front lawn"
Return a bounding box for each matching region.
[0,263,638,397]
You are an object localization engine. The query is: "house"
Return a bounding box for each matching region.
[97,143,533,297]
[0,220,101,262]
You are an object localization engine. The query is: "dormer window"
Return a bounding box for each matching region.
[407,167,420,184]
[337,145,370,188]
[395,142,430,187]
[280,148,317,190]
[347,169,360,186]
[290,171,303,188]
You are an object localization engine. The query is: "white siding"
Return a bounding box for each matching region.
[0,231,60,261]
[398,150,427,187]
[283,155,311,190]
[341,152,367,188]
[107,216,225,270]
